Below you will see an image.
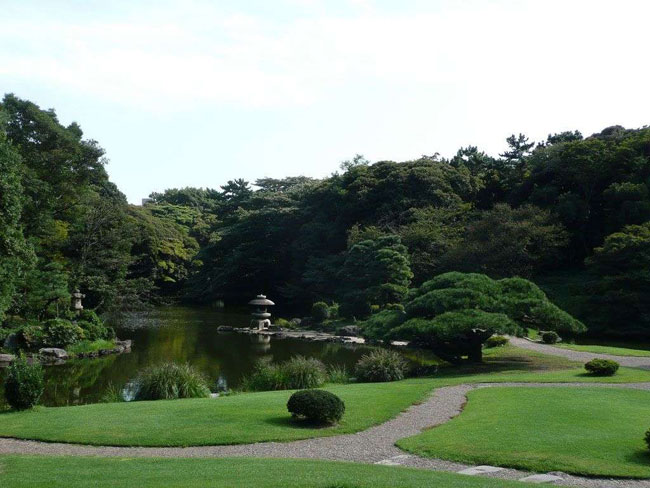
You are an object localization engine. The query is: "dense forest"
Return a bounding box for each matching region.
[1,94,649,339]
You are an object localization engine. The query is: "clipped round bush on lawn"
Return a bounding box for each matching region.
[485,335,509,348]
[287,389,345,424]
[541,331,560,344]
[584,358,619,376]
[311,302,330,323]
[355,348,408,382]
[4,355,44,410]
[133,362,211,400]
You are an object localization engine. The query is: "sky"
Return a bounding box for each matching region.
[1,0,649,203]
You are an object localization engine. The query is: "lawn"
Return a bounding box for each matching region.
[0,456,528,488]
[398,386,650,478]
[555,343,650,357]
[2,345,650,447]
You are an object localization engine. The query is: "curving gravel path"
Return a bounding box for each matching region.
[509,337,650,369]
[3,382,650,487]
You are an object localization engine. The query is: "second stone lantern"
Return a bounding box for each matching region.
[248,294,275,330]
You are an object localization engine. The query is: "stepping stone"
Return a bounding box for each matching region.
[375,455,412,466]
[518,474,563,484]
[458,465,504,475]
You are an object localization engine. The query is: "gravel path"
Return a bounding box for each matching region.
[509,337,650,369]
[3,382,650,487]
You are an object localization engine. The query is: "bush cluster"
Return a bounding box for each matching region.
[311,302,330,323]
[241,356,327,391]
[584,358,619,376]
[4,355,44,410]
[42,318,84,348]
[133,362,211,400]
[355,348,408,382]
[485,335,509,348]
[541,331,560,344]
[287,389,345,424]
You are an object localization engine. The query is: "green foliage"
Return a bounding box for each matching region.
[311,302,330,323]
[327,365,351,384]
[541,331,560,344]
[100,383,126,403]
[584,359,619,376]
[355,349,408,382]
[287,389,345,424]
[4,355,44,410]
[365,272,583,363]
[485,335,509,348]
[241,356,327,391]
[338,235,413,318]
[133,363,211,401]
[42,318,83,348]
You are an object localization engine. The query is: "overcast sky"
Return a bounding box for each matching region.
[2,0,649,203]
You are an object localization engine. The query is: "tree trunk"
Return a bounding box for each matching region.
[467,338,483,362]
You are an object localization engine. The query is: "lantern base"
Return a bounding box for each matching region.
[250,319,271,330]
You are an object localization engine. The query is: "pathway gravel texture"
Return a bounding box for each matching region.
[3,382,650,487]
[509,337,650,369]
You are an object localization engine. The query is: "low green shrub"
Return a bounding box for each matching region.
[273,317,291,328]
[67,339,115,355]
[328,303,340,319]
[287,389,345,424]
[17,324,46,349]
[133,363,211,401]
[43,319,83,348]
[327,364,351,384]
[312,302,330,323]
[584,358,619,376]
[100,383,126,403]
[541,331,560,344]
[282,356,327,389]
[77,310,114,341]
[241,356,326,391]
[644,428,650,451]
[355,348,408,382]
[485,335,509,348]
[4,355,44,410]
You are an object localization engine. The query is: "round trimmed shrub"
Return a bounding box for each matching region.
[311,302,330,323]
[355,348,408,382]
[287,389,345,424]
[584,358,619,376]
[133,362,211,400]
[541,331,560,344]
[4,355,44,410]
[485,335,509,348]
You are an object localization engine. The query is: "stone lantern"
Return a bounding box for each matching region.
[248,294,274,330]
[71,289,85,315]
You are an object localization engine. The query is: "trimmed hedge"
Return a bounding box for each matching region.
[287,389,345,424]
[485,335,509,348]
[541,331,560,344]
[584,358,619,376]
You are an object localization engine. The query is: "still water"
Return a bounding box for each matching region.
[36,307,378,406]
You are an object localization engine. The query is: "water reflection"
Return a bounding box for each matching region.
[1,307,378,407]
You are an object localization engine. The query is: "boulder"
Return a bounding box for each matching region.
[38,348,68,360]
[336,325,360,337]
[116,339,132,350]
[217,326,233,332]
[3,332,18,350]
[0,353,15,363]
[290,318,302,326]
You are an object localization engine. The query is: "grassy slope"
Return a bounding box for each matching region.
[398,387,650,478]
[555,343,650,357]
[2,346,650,447]
[0,456,528,488]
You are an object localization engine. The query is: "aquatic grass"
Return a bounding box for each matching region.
[99,383,125,403]
[67,339,116,355]
[241,356,327,391]
[327,365,351,384]
[133,362,211,401]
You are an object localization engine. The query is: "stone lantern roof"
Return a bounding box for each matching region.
[248,294,275,307]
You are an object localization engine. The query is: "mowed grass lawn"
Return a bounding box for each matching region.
[0,456,529,488]
[0,380,434,447]
[3,346,650,447]
[398,387,650,478]
[555,343,650,357]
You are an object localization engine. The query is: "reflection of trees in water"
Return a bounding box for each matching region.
[41,356,117,406]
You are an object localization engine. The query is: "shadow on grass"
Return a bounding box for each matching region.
[263,415,338,430]
[624,449,650,467]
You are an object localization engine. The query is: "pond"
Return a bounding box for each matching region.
[16,307,385,407]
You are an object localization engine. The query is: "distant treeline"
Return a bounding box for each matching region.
[1,94,649,337]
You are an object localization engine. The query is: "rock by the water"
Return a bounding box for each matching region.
[518,474,563,484]
[217,326,233,332]
[336,325,360,337]
[3,333,18,350]
[116,339,132,350]
[0,353,15,363]
[290,318,302,326]
[38,348,69,360]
